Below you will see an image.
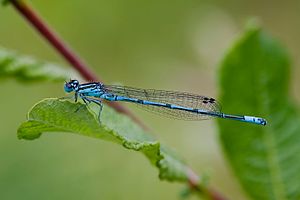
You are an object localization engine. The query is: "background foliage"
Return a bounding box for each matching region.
[1,0,300,199]
[218,26,300,200]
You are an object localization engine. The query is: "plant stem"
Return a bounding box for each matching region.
[10,0,147,130]
[11,0,97,81]
[187,168,227,200]
[9,1,228,199]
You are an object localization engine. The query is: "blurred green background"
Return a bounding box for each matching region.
[0,0,299,199]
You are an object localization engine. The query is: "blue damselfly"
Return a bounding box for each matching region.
[64,80,267,126]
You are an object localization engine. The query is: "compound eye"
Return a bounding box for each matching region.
[67,83,72,88]
[64,81,74,93]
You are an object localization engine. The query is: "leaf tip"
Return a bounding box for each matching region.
[17,121,43,140]
[244,18,262,32]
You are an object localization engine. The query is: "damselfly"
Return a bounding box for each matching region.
[64,80,267,126]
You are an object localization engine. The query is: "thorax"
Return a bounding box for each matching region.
[77,83,105,97]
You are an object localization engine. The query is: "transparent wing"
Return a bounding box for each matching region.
[102,85,222,120]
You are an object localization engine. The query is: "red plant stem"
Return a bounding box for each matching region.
[11,0,97,81]
[9,1,228,199]
[10,0,147,130]
[208,189,228,200]
[187,168,227,200]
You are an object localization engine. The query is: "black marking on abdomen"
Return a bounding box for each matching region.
[165,104,172,108]
[137,99,144,104]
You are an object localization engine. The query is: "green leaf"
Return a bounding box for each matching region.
[0,47,77,82]
[218,25,300,199]
[18,98,189,182]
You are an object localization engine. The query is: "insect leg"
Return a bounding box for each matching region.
[84,97,103,123]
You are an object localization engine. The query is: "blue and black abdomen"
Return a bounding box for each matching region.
[102,85,221,120]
